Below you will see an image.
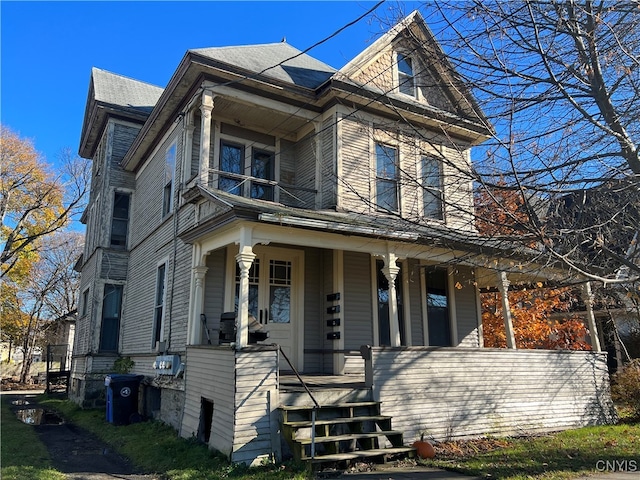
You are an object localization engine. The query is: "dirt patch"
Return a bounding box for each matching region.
[433,438,514,459]
[6,392,157,480]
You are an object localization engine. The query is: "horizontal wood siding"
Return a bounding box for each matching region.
[343,251,373,350]
[110,122,139,191]
[167,241,193,351]
[339,118,370,214]
[100,251,129,280]
[294,134,317,209]
[278,139,298,207]
[181,346,236,456]
[370,348,616,443]
[453,267,479,347]
[442,146,474,230]
[322,250,334,373]
[233,349,279,465]
[407,259,424,346]
[321,117,335,209]
[303,247,323,373]
[203,248,227,344]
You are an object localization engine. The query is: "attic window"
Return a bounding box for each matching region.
[397,53,415,97]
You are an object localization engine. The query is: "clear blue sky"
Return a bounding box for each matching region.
[1,1,421,165]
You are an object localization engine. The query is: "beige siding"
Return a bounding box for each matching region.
[320,117,336,209]
[370,348,616,443]
[453,267,480,347]
[181,347,236,456]
[232,349,279,465]
[343,251,373,349]
[406,259,424,346]
[339,118,371,213]
[293,134,317,209]
[442,146,474,230]
[303,247,324,373]
[203,248,227,344]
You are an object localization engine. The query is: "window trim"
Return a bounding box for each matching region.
[396,52,416,97]
[81,288,90,317]
[110,190,131,248]
[421,154,445,221]
[162,141,177,217]
[152,259,169,349]
[374,142,400,213]
[420,265,453,347]
[99,283,123,352]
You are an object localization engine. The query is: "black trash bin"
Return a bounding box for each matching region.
[105,374,144,425]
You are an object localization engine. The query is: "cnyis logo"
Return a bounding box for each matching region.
[595,460,638,472]
[120,386,132,398]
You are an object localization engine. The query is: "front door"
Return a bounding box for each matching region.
[231,246,304,371]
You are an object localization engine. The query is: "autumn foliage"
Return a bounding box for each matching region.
[476,184,591,350]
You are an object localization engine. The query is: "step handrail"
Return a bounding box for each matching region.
[278,346,319,458]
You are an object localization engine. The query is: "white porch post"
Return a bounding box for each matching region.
[382,252,401,347]
[199,90,215,185]
[581,282,602,352]
[235,227,255,348]
[497,271,517,349]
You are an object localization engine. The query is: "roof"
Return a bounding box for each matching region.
[191,42,336,89]
[91,67,163,114]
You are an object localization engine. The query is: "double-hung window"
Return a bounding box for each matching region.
[397,53,415,97]
[100,284,123,352]
[153,263,167,348]
[219,140,275,201]
[163,142,176,216]
[375,143,399,212]
[110,192,130,248]
[422,155,444,220]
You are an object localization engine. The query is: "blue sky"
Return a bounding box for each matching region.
[1,1,420,165]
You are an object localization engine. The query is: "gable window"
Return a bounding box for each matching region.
[163,142,176,216]
[375,143,399,212]
[153,263,167,348]
[110,192,130,248]
[425,268,451,346]
[100,284,123,352]
[397,53,415,96]
[422,155,444,220]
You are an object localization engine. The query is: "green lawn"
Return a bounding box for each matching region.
[422,422,640,480]
[0,396,65,480]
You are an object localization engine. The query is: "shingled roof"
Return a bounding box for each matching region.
[191,42,336,89]
[91,67,163,114]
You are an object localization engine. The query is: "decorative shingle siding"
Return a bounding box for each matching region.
[370,348,616,443]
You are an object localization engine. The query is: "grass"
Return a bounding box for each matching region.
[0,396,66,480]
[421,422,640,480]
[38,396,311,479]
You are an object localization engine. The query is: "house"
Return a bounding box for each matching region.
[72,11,615,466]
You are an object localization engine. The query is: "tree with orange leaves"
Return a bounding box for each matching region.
[476,184,591,350]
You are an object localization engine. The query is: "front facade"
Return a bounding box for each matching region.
[72,12,614,465]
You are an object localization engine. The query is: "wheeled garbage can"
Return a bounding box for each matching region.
[105,374,144,425]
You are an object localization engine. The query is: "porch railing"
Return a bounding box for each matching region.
[278,346,320,459]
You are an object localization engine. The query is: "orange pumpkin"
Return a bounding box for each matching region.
[412,440,436,459]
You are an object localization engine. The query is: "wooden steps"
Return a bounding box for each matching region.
[280,401,415,466]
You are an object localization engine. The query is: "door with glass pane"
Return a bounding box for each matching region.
[234,247,303,370]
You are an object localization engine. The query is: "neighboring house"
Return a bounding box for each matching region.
[72,12,615,466]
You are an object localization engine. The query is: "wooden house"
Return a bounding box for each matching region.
[72,12,615,466]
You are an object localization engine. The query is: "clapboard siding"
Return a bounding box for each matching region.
[233,349,279,465]
[344,251,373,349]
[303,247,323,373]
[442,146,474,230]
[453,266,480,347]
[181,347,236,456]
[279,139,298,207]
[339,118,370,213]
[406,259,424,346]
[294,134,317,209]
[322,249,334,373]
[75,253,98,355]
[202,248,226,344]
[167,241,193,350]
[321,117,335,209]
[370,348,616,443]
[101,251,129,280]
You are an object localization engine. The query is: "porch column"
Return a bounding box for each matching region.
[382,252,401,347]
[199,90,215,185]
[581,282,602,352]
[189,265,209,344]
[235,247,256,349]
[497,271,517,349]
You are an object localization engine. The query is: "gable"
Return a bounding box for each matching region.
[338,11,485,126]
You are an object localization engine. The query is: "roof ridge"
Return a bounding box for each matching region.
[191,41,298,52]
[92,67,164,90]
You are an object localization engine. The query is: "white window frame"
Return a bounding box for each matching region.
[396,52,416,97]
[420,263,453,347]
[374,142,400,213]
[152,258,169,349]
[421,154,445,221]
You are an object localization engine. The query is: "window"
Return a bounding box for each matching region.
[110,192,130,248]
[422,156,444,220]
[99,284,123,351]
[375,144,399,212]
[250,149,275,200]
[81,288,89,317]
[219,142,244,195]
[163,142,176,216]
[397,53,415,96]
[425,268,451,346]
[153,263,167,347]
